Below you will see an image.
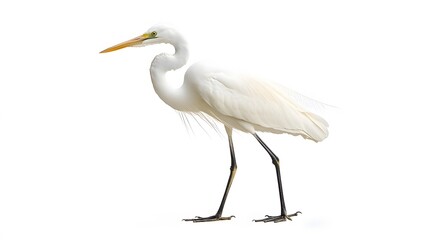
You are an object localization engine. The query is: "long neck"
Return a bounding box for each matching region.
[149,41,194,111]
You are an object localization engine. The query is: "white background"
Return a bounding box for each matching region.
[1,0,428,239]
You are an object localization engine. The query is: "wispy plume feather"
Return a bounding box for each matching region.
[177,111,222,137]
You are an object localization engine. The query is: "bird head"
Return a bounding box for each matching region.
[100,25,181,53]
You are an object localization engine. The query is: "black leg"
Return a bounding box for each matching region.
[253,134,301,223]
[183,128,237,222]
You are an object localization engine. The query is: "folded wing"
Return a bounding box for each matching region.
[195,70,329,142]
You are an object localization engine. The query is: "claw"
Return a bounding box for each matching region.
[183,214,235,222]
[254,211,302,223]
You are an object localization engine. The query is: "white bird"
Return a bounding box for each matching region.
[100,25,329,223]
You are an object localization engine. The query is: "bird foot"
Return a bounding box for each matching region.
[183,214,235,223]
[253,211,302,223]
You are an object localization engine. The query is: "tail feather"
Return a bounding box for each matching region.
[303,112,329,142]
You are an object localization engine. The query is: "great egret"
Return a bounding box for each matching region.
[100,25,329,223]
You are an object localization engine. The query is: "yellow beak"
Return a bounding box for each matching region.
[100,33,150,53]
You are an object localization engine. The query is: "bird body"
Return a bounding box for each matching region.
[184,62,329,141]
[100,25,329,222]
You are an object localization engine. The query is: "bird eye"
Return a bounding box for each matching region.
[151,31,157,37]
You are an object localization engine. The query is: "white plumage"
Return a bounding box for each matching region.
[100,25,329,223]
[185,62,329,141]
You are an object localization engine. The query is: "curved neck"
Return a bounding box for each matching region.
[149,41,194,111]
